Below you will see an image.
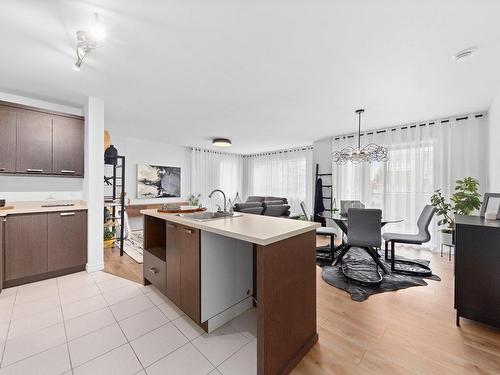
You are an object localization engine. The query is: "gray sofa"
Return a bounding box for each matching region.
[233,196,291,217]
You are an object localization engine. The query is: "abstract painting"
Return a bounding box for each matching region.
[137,165,181,198]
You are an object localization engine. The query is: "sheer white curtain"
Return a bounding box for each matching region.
[333,114,488,249]
[243,147,314,214]
[190,148,243,211]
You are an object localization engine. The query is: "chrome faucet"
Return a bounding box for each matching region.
[208,189,226,212]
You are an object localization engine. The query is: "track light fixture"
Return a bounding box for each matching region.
[73,13,105,71]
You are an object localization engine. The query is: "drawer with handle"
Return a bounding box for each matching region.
[144,249,167,293]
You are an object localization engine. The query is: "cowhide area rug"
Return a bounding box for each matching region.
[317,246,440,302]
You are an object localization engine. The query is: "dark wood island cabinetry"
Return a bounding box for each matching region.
[142,210,319,375]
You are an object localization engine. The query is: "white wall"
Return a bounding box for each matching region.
[111,136,191,205]
[312,137,332,176]
[0,91,84,202]
[489,89,500,191]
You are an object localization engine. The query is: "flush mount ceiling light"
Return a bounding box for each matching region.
[333,109,389,164]
[73,13,106,71]
[452,47,478,62]
[212,138,232,147]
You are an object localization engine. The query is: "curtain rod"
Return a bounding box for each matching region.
[190,147,242,156]
[333,112,486,141]
[191,145,314,157]
[242,145,313,158]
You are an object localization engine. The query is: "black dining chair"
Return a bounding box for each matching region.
[334,208,388,283]
[300,201,337,259]
[382,205,436,276]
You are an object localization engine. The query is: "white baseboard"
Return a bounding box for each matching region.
[86,262,105,273]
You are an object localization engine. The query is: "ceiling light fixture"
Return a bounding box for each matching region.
[73,13,105,71]
[212,138,232,147]
[452,47,477,62]
[332,109,389,164]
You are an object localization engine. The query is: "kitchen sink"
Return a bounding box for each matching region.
[177,211,242,221]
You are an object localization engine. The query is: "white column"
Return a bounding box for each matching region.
[84,96,105,272]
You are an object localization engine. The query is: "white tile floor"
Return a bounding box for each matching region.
[0,271,257,375]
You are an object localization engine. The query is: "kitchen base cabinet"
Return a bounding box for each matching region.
[1,210,88,290]
[4,213,48,281]
[0,219,4,291]
[48,211,87,271]
[166,222,181,306]
[179,225,200,323]
[142,218,201,324]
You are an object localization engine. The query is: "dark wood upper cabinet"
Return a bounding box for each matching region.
[166,222,181,306]
[179,225,201,323]
[4,213,48,281]
[52,116,84,176]
[16,110,53,174]
[47,211,87,271]
[0,101,84,177]
[0,105,17,173]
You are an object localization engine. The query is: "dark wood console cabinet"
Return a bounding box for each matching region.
[1,210,88,290]
[0,101,84,177]
[454,215,500,328]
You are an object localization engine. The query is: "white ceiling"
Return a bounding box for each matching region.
[1,0,499,153]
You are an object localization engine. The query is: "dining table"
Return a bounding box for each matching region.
[320,212,403,262]
[320,212,404,282]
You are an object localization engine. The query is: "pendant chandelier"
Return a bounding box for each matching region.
[333,109,389,164]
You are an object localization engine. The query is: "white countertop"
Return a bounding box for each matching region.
[141,209,320,246]
[0,200,87,217]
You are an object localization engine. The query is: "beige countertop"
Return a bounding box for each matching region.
[141,209,319,246]
[0,200,87,217]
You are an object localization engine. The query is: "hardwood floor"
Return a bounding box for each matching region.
[293,236,500,375]
[103,245,143,283]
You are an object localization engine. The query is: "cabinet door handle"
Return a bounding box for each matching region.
[26,168,43,173]
[0,168,5,171]
[183,228,194,234]
[61,170,75,174]
[149,267,159,274]
[60,212,76,216]
[167,223,176,228]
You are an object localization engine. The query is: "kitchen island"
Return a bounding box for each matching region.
[141,209,319,375]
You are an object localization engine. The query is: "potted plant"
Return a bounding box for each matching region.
[188,193,201,207]
[103,227,115,248]
[430,177,482,243]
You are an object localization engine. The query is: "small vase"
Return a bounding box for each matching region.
[104,145,118,165]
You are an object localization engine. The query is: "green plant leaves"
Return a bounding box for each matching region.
[430,177,482,226]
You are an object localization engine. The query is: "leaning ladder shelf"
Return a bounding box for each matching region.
[104,155,126,256]
[314,163,334,214]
